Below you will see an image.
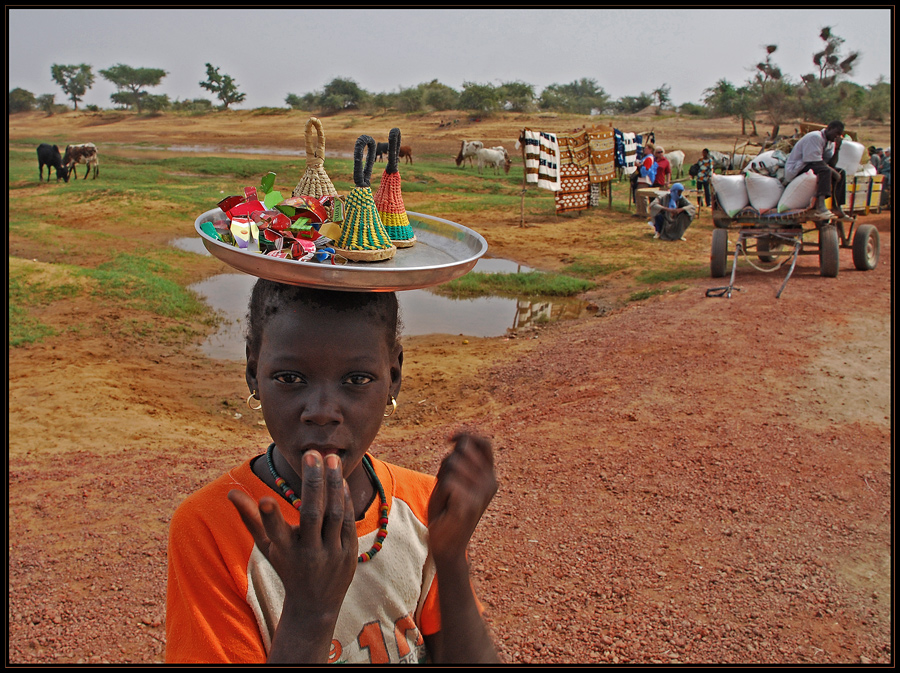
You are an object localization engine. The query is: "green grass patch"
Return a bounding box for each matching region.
[436,271,594,298]
[627,284,688,302]
[635,265,707,285]
[562,255,629,279]
[78,252,208,320]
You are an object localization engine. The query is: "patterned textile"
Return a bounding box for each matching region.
[587,125,616,183]
[589,183,600,207]
[555,163,590,213]
[620,131,638,175]
[519,129,561,191]
[558,131,591,168]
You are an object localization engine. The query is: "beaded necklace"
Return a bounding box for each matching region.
[265,443,389,563]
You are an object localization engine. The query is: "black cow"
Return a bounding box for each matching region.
[37,144,69,182]
[375,142,389,161]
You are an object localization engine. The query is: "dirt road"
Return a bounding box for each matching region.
[8,110,892,664]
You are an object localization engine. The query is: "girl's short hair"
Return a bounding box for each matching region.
[245,280,401,359]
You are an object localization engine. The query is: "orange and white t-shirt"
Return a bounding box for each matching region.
[166,455,439,664]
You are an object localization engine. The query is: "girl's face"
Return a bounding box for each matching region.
[248,301,402,490]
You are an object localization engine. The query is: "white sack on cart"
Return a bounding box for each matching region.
[834,139,865,174]
[777,169,817,212]
[745,171,785,212]
[711,174,749,217]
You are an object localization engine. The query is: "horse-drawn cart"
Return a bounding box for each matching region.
[707,201,880,299]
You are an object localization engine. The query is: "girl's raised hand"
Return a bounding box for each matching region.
[228,452,358,661]
[427,433,497,563]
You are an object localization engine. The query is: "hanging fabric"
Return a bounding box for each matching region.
[587,125,616,184]
[518,129,561,192]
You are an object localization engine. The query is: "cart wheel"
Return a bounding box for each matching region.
[819,224,839,278]
[757,235,776,263]
[851,223,880,271]
[711,228,728,278]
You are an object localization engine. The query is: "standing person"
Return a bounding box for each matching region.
[652,146,672,189]
[880,147,891,208]
[695,148,714,207]
[868,146,883,173]
[649,183,697,241]
[166,282,499,664]
[783,120,848,219]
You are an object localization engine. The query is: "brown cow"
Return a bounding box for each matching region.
[399,146,413,164]
[63,143,99,180]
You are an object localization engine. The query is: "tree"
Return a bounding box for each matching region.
[811,26,860,87]
[9,87,36,113]
[497,81,535,112]
[459,82,500,115]
[750,45,796,138]
[199,63,246,109]
[50,64,94,110]
[796,27,861,124]
[703,79,757,135]
[611,92,653,115]
[539,78,609,115]
[421,80,459,111]
[396,86,424,114]
[36,94,56,116]
[99,64,167,114]
[651,84,672,113]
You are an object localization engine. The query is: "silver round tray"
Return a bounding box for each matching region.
[195,209,488,292]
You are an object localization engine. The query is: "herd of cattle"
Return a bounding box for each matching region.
[36,143,99,182]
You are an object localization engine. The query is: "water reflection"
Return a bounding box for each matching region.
[173,237,586,361]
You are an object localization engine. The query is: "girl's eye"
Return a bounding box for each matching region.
[346,374,374,386]
[274,372,304,384]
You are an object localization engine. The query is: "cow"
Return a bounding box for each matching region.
[707,150,732,173]
[455,140,483,167]
[375,142,389,161]
[475,147,511,174]
[399,145,413,164]
[37,143,69,182]
[63,143,99,179]
[665,150,685,178]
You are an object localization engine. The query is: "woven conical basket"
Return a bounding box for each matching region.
[335,135,396,262]
[292,117,339,199]
[373,127,416,248]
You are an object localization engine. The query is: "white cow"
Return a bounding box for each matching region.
[475,147,511,174]
[665,150,685,179]
[455,140,484,167]
[708,150,732,172]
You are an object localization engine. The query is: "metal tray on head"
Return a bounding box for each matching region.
[194,209,488,292]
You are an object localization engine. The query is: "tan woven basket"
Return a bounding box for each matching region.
[292,117,339,199]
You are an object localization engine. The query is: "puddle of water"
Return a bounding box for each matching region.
[172,237,584,360]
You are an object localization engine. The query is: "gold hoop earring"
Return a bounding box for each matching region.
[247,391,262,411]
[384,396,397,417]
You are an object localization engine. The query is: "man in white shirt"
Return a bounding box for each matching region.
[783,121,847,220]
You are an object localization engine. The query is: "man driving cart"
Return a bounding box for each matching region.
[783,120,848,220]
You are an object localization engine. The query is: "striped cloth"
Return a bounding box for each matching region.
[621,131,638,175]
[519,129,561,192]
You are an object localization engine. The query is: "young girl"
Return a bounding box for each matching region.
[165,280,499,664]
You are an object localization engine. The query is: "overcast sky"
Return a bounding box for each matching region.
[7,8,893,110]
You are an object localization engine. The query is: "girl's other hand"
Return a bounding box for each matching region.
[427,433,497,563]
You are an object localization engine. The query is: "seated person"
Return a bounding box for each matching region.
[783,120,848,219]
[649,183,697,241]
